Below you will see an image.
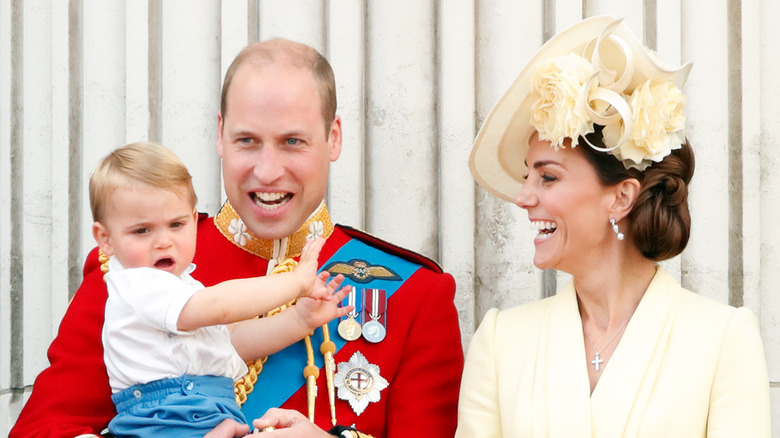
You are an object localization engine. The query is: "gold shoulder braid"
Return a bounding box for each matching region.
[235,258,299,406]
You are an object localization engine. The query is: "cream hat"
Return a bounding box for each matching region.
[469,16,692,202]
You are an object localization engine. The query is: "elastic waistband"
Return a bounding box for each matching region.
[112,375,235,413]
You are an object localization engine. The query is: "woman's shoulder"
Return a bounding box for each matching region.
[656,269,760,341]
[479,293,565,336]
[674,285,755,327]
[681,294,759,341]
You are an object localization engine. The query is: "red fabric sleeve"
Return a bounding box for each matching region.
[10,248,114,438]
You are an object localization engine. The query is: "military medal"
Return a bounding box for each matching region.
[362,288,386,343]
[362,319,385,343]
[335,351,388,415]
[338,317,362,342]
[338,286,362,341]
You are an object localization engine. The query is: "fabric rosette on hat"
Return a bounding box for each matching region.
[470,16,693,202]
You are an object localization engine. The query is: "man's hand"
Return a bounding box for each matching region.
[203,418,250,438]
[249,408,331,437]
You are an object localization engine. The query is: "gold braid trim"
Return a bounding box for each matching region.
[320,324,337,425]
[303,335,319,421]
[234,258,299,406]
[214,201,334,259]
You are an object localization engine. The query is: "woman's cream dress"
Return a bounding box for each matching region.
[456,267,770,438]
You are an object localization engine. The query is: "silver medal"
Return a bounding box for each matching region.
[362,289,386,343]
[362,320,386,343]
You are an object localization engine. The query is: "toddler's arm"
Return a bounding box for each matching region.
[229,277,352,361]
[177,237,329,331]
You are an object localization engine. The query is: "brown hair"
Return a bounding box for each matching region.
[219,38,337,136]
[577,126,695,261]
[89,142,197,222]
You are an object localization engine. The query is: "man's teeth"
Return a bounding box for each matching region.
[531,221,557,240]
[257,192,286,201]
[253,192,290,210]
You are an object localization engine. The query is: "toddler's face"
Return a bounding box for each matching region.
[94,183,197,277]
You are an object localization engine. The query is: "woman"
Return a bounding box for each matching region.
[457,16,770,437]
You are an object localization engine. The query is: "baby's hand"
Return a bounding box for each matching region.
[295,237,328,300]
[294,274,353,330]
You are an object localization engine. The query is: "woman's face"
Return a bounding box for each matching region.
[514,133,617,274]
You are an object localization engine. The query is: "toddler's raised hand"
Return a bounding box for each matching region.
[294,237,329,300]
[294,274,353,331]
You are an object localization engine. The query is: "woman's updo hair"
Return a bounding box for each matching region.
[577,125,695,261]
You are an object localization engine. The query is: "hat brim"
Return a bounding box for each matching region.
[469,16,692,202]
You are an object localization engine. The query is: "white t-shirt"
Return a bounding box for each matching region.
[102,256,248,393]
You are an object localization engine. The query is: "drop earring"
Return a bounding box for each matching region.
[610,218,625,240]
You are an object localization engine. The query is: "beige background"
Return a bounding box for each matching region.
[1,0,778,435]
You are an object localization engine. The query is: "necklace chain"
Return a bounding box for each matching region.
[583,322,628,372]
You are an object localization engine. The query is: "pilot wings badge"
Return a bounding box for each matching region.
[322,259,401,284]
[334,351,388,415]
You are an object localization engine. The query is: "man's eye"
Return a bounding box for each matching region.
[237,137,253,144]
[286,138,300,146]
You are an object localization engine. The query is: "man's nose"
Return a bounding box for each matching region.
[254,145,284,184]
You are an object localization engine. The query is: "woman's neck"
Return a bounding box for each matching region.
[573,249,656,331]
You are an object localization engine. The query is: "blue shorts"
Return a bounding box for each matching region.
[109,374,247,438]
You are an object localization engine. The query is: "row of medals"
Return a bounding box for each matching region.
[337,286,386,343]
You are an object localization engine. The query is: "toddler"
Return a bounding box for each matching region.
[89,142,349,437]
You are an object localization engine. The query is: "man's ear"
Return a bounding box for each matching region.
[92,222,114,257]
[610,178,641,220]
[328,115,343,162]
[216,111,225,158]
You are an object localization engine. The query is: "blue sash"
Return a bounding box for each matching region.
[240,238,422,420]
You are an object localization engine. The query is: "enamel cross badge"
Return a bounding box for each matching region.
[334,351,388,415]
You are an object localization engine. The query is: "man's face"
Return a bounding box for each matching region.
[217,63,342,240]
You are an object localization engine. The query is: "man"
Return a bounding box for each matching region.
[11,39,463,437]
